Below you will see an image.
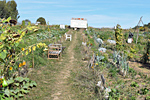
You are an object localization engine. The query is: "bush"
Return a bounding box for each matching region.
[36,17,46,25]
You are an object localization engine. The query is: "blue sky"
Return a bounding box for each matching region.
[14,0,150,29]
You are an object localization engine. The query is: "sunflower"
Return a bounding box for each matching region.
[22,61,26,66]
[21,48,25,51]
[9,67,13,70]
[19,63,23,67]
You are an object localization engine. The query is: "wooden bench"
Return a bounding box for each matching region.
[48,44,62,59]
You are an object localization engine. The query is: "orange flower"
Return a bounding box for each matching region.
[22,61,26,66]
[19,63,23,67]
[21,48,25,51]
[9,67,13,70]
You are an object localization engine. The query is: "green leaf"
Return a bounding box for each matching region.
[15,42,19,47]
[14,94,19,99]
[29,83,33,87]
[6,17,11,22]
[14,83,19,86]
[7,79,14,85]
[0,52,6,60]
[31,81,37,87]
[10,92,15,96]
[0,33,6,40]
[18,93,24,97]
[4,89,10,97]
[15,77,24,82]
[23,83,29,89]
[2,20,7,23]
[0,45,3,49]
[2,78,8,87]
[21,89,29,94]
[24,77,30,82]
[13,89,20,94]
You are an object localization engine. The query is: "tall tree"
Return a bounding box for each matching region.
[0,0,9,19]
[6,0,19,20]
[0,0,19,20]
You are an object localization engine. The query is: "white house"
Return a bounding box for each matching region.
[70,18,87,30]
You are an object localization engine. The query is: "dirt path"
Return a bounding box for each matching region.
[51,30,77,100]
[129,61,150,76]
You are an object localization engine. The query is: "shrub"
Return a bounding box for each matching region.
[36,17,46,25]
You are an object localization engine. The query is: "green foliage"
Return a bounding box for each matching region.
[22,20,25,27]
[128,68,137,78]
[113,51,129,77]
[146,96,150,100]
[36,17,46,25]
[130,81,139,87]
[115,24,123,51]
[108,68,118,78]
[0,77,37,99]
[142,37,150,63]
[109,88,120,100]
[0,17,40,78]
[0,0,19,20]
[138,87,149,95]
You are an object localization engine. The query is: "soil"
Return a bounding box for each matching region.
[51,30,77,100]
[129,61,150,76]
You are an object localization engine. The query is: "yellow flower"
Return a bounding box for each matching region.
[95,63,98,65]
[9,67,13,70]
[91,66,94,69]
[25,50,28,55]
[19,63,23,67]
[32,46,36,51]
[29,47,31,53]
[37,44,40,48]
[22,61,26,66]
[21,48,25,51]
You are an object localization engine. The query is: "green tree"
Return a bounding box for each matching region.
[0,0,9,19]
[0,0,19,20]
[6,0,20,20]
[24,19,31,25]
[36,17,46,25]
